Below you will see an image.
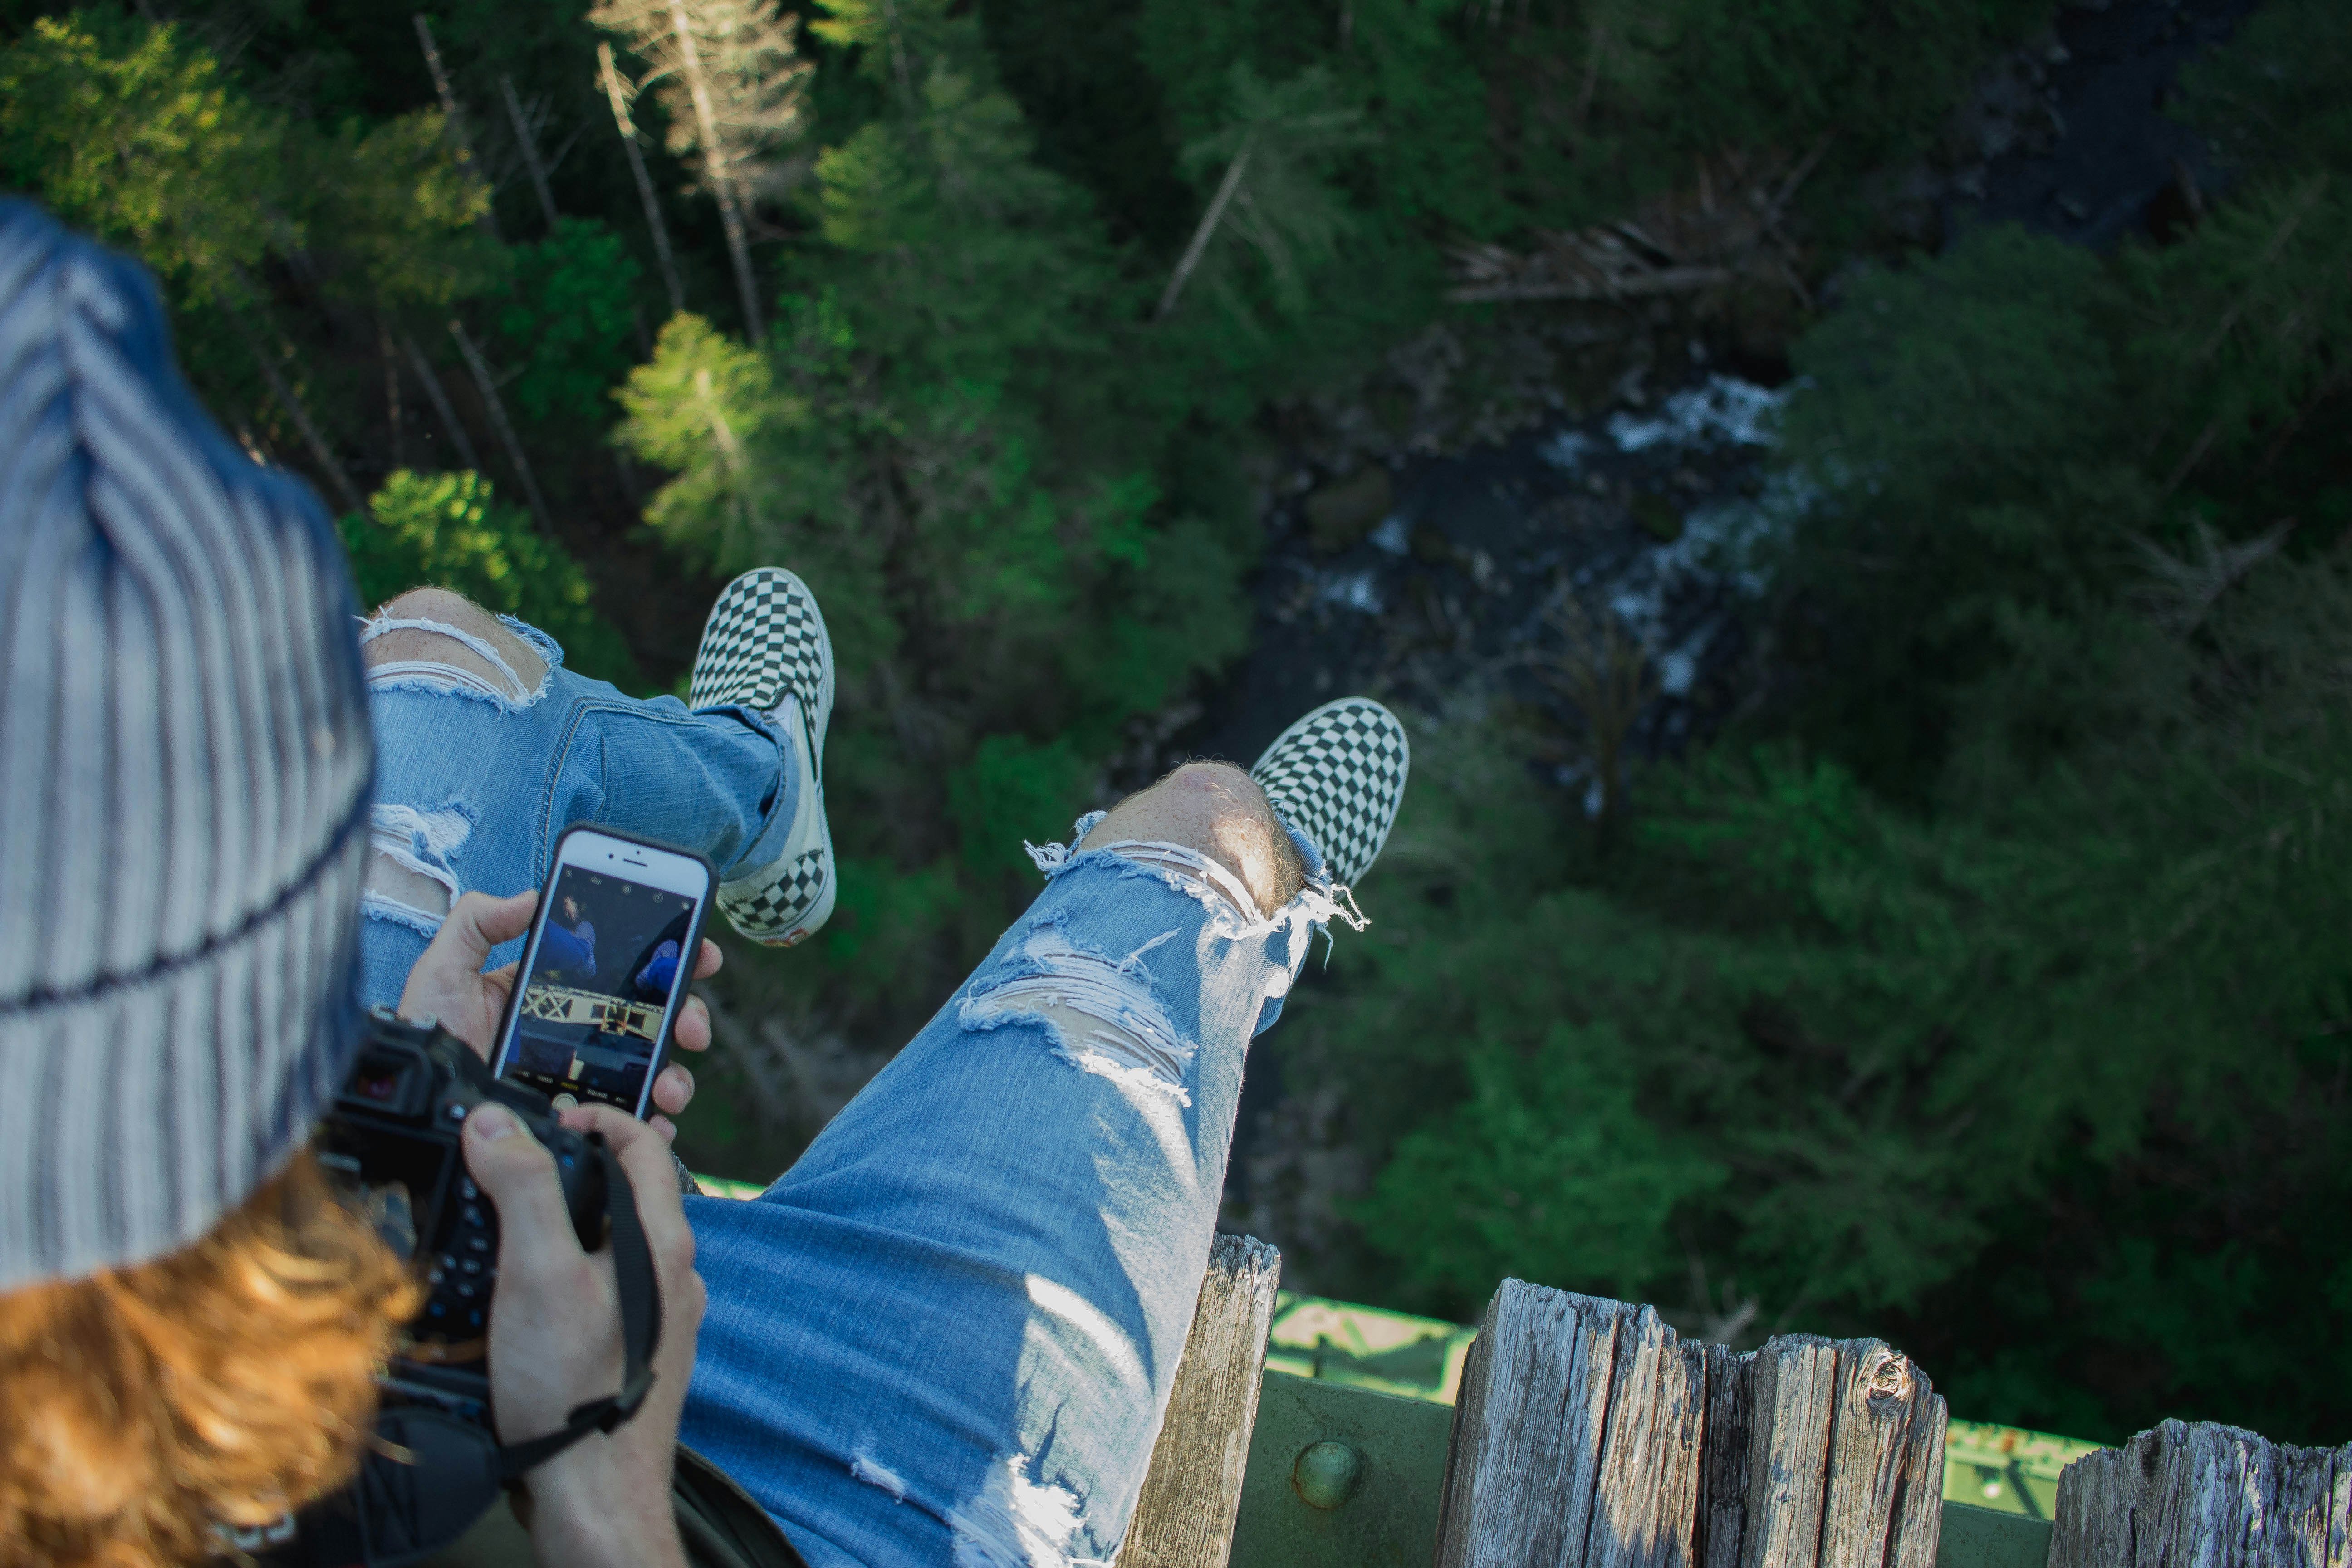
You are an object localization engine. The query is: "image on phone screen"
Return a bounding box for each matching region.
[497,864,694,1114]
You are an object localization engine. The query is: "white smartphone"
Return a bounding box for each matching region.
[489,824,716,1121]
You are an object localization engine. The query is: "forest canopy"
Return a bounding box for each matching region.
[2,0,2345,1447]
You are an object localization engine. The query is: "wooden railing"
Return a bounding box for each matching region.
[1132,1238,2352,1568]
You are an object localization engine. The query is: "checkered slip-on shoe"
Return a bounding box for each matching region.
[1248,696,1410,890]
[690,567,836,947]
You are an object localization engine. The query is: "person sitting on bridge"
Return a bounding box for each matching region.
[632,929,688,1001]
[539,893,599,981]
[0,201,1412,1568]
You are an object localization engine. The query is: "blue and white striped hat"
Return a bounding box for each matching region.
[0,201,374,1291]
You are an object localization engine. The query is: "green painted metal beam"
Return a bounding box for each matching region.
[1230,1371,1456,1568]
[1937,1502,2055,1568]
[1229,1372,2068,1568]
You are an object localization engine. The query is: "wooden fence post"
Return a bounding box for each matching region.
[1118,1233,1284,1568]
[1697,1342,1753,1568]
[1743,1336,1840,1568]
[2048,1419,2352,1568]
[1433,1279,1947,1568]
[1819,1341,1944,1568]
[1590,1307,1708,1568]
[1435,1281,1621,1568]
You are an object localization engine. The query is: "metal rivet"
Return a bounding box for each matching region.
[1293,1440,1361,1509]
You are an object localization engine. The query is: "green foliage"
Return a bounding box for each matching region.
[591,0,812,204]
[622,5,1176,684]
[298,108,500,312]
[1657,0,2050,164]
[945,735,1091,881]
[1774,189,2352,804]
[0,5,496,497]
[1306,671,2352,1436]
[339,470,643,690]
[818,853,964,1002]
[499,218,643,426]
[0,11,281,304]
[2176,0,2352,182]
[1361,1022,1726,1300]
[1132,0,1495,237]
[1127,0,2045,244]
[1785,231,2118,510]
[0,10,495,316]
[1166,64,1376,324]
[615,312,791,573]
[2120,174,2352,493]
[1071,517,1253,716]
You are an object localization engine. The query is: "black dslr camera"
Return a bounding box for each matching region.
[255,1013,662,1564]
[316,1008,608,1417]
[261,1010,654,1564]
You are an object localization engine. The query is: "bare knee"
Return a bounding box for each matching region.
[1080,761,1304,914]
[364,586,547,695]
[369,586,507,650]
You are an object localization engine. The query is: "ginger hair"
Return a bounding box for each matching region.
[0,1150,421,1567]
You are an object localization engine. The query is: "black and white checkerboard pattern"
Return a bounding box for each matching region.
[692,568,836,944]
[1249,697,1410,888]
[724,848,829,941]
[688,567,828,716]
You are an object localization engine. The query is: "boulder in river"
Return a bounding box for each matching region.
[1304,466,1395,554]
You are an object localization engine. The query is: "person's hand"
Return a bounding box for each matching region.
[463,1100,707,1568]
[395,890,724,1139]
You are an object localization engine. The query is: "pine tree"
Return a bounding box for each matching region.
[598,39,688,315]
[1155,64,1372,323]
[0,11,490,512]
[590,0,812,340]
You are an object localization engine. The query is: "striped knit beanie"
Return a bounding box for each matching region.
[0,201,374,1292]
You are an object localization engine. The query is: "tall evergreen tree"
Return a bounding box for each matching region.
[590,0,812,338]
[1155,64,1372,323]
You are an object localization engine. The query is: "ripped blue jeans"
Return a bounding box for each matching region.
[357,612,797,1008]
[682,820,1342,1568]
[363,612,1346,1565]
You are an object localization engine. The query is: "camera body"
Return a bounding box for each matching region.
[318,1008,607,1417]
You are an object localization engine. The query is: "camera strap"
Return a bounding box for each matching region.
[493,1136,664,1480]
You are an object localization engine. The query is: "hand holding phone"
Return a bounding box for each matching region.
[396,889,722,1138]
[489,827,718,1123]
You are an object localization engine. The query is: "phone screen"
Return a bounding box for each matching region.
[496,862,698,1115]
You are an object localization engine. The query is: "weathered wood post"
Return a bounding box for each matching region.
[1433,1278,1946,1568]
[1118,1233,1285,1568]
[2047,1419,2351,1568]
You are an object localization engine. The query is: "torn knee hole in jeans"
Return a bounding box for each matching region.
[958,922,1195,1106]
[1024,836,1266,932]
[361,803,472,931]
[359,613,549,710]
